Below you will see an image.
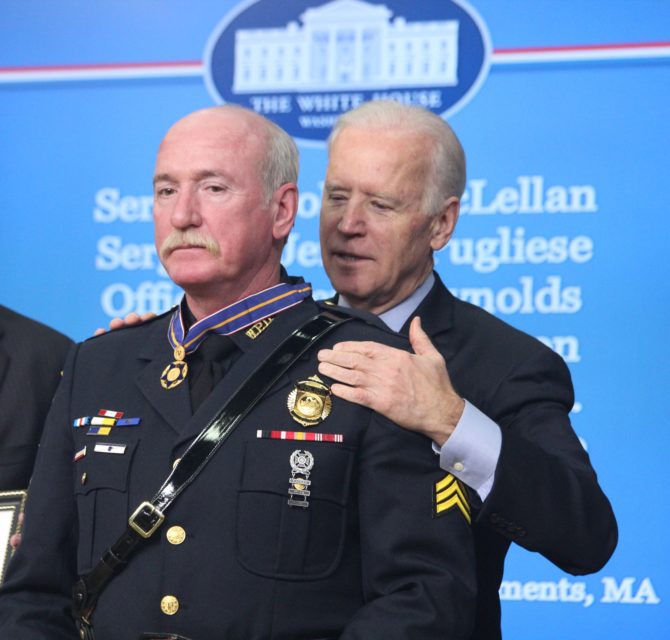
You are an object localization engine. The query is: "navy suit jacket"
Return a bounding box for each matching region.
[0,305,73,491]
[401,273,617,640]
[0,298,476,640]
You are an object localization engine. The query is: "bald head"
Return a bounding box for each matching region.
[160,106,299,202]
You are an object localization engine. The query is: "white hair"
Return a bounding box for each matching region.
[328,100,466,216]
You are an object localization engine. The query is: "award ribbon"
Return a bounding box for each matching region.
[161,282,312,389]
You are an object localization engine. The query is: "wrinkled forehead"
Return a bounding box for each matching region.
[327,126,432,185]
[160,109,266,156]
[333,124,432,153]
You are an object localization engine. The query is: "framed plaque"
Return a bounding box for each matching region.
[0,490,27,584]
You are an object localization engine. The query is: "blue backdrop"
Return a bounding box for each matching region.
[1,1,668,637]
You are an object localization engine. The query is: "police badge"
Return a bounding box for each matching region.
[287,375,332,427]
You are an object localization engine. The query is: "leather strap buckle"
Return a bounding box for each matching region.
[75,617,96,640]
[128,502,165,539]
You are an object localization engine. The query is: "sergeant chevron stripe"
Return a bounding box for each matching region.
[434,473,471,524]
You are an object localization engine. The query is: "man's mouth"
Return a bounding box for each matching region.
[164,244,206,259]
[331,250,369,263]
[172,243,206,251]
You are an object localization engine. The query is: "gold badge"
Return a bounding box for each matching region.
[287,375,332,427]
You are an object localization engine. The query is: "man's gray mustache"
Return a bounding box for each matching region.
[160,230,221,259]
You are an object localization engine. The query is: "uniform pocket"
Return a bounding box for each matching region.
[73,441,137,572]
[236,439,354,580]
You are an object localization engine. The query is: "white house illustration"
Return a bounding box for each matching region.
[233,0,459,92]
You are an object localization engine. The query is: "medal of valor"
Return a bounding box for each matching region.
[287,375,332,427]
[160,345,189,390]
[288,449,314,508]
[161,282,313,390]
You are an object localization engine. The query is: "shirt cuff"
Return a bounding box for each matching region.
[432,400,502,501]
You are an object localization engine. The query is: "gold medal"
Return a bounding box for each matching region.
[160,360,188,390]
[287,375,332,427]
[161,343,188,390]
[161,282,312,391]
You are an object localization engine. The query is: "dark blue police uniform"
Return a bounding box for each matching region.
[0,297,476,639]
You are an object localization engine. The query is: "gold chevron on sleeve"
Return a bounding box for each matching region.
[434,473,471,523]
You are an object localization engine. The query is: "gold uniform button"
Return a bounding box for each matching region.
[166,525,186,545]
[160,595,179,615]
[80,472,87,485]
[172,458,181,470]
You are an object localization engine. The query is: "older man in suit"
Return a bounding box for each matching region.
[316,100,617,640]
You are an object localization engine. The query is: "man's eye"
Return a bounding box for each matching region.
[371,201,391,211]
[157,187,175,197]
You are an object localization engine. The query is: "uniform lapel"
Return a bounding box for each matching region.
[400,271,455,340]
[135,314,192,435]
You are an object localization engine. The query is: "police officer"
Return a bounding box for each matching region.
[0,106,476,639]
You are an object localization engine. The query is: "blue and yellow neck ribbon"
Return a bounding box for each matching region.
[160,282,312,389]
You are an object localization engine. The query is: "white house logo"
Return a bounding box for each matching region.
[204,0,491,143]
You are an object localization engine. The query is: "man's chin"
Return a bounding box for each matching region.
[329,277,373,306]
[166,266,218,293]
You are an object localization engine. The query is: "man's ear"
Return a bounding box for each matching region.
[430,196,460,251]
[271,183,299,242]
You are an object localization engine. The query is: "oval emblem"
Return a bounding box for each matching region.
[204,0,492,143]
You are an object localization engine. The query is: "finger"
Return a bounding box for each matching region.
[123,312,142,325]
[93,327,106,336]
[331,340,385,356]
[108,317,125,331]
[318,361,369,387]
[408,316,441,358]
[9,532,22,550]
[329,382,377,411]
[318,347,380,372]
[139,312,157,322]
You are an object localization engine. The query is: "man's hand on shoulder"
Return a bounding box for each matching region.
[94,312,156,336]
[317,317,464,445]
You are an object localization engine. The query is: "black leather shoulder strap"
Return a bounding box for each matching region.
[73,309,351,637]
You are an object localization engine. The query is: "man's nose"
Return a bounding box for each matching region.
[170,188,201,228]
[337,202,366,235]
